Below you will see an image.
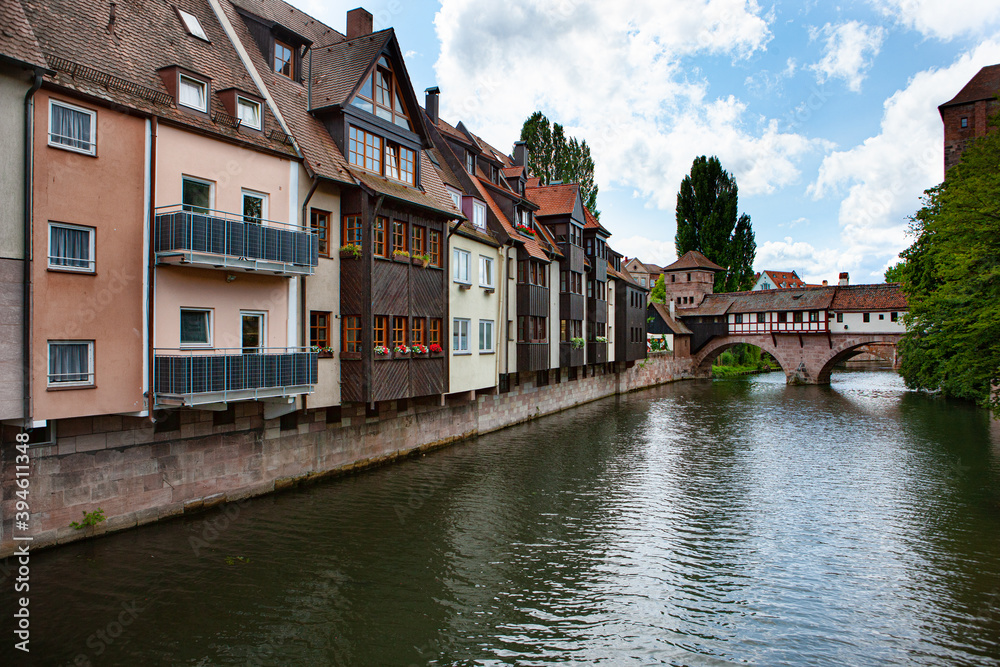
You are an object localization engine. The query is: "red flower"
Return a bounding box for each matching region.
[429,343,443,353]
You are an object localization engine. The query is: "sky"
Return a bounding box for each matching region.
[287,0,1000,284]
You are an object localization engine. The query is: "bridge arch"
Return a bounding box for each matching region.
[693,335,790,377]
[815,338,899,384]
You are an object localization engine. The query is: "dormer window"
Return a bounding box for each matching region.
[178,74,207,112]
[237,96,261,130]
[351,56,411,130]
[473,201,486,229]
[274,40,294,79]
[177,9,208,40]
[466,151,475,174]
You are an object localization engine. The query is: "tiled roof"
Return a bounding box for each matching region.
[830,284,908,311]
[583,206,611,236]
[724,287,836,314]
[221,0,352,182]
[940,64,1000,108]
[417,149,464,218]
[608,261,644,289]
[662,250,725,272]
[0,0,46,69]
[428,146,463,191]
[19,0,297,158]
[534,218,563,258]
[308,29,391,109]
[758,269,806,288]
[525,182,579,217]
[349,157,459,219]
[649,303,692,335]
[644,262,663,273]
[230,0,342,46]
[473,175,553,260]
[502,166,525,179]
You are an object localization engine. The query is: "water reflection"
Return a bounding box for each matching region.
[3,369,999,666]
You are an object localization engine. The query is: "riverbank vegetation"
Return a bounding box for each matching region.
[712,344,776,377]
[890,117,1000,417]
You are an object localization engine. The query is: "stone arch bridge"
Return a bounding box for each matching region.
[692,332,903,384]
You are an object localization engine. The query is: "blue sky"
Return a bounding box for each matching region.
[290,0,1000,284]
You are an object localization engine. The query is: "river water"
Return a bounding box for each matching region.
[4,369,1000,666]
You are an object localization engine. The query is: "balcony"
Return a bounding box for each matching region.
[154,205,318,275]
[587,341,608,364]
[154,347,317,407]
[560,343,585,368]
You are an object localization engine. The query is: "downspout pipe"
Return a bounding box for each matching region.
[22,69,43,428]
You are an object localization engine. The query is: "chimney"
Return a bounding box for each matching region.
[669,299,675,319]
[346,8,373,40]
[839,272,849,286]
[425,87,439,125]
[822,279,828,286]
[513,141,527,167]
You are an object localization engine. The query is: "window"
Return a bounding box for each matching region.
[343,215,361,246]
[778,312,788,323]
[411,225,425,257]
[756,312,766,323]
[242,190,267,223]
[48,222,94,272]
[348,126,383,173]
[687,272,692,281]
[180,309,211,347]
[374,216,388,257]
[671,274,676,283]
[311,209,330,257]
[447,187,462,211]
[182,176,213,213]
[879,313,884,320]
[640,278,646,287]
[809,311,819,323]
[351,56,411,130]
[393,316,408,347]
[473,201,486,229]
[863,312,870,323]
[891,311,898,322]
[343,316,361,352]
[237,96,261,130]
[454,248,470,283]
[310,311,331,349]
[373,316,389,348]
[453,318,470,352]
[466,151,475,174]
[961,117,968,129]
[47,341,94,387]
[734,313,743,324]
[392,220,407,254]
[48,100,96,155]
[479,256,494,288]
[479,320,494,352]
[385,143,415,185]
[429,319,442,347]
[178,74,207,112]
[836,313,844,323]
[177,9,208,40]
[429,230,441,266]
[274,40,294,79]
[793,312,804,323]
[240,312,265,353]
[412,318,426,345]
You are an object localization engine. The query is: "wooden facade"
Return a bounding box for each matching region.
[615,281,648,362]
[515,262,551,372]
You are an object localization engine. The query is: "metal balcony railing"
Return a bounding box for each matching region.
[154,205,318,275]
[154,347,317,406]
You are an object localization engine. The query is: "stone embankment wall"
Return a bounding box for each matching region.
[0,354,691,556]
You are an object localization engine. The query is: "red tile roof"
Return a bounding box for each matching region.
[0,0,46,69]
[662,250,725,272]
[308,29,391,110]
[830,284,908,311]
[230,0,343,46]
[758,270,806,289]
[525,182,579,217]
[472,175,552,261]
[583,206,611,236]
[940,64,1000,108]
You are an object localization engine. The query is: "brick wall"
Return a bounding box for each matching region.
[0,354,693,556]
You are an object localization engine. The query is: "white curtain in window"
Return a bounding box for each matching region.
[51,104,92,150]
[179,78,206,110]
[50,225,90,269]
[50,343,90,383]
[237,99,260,128]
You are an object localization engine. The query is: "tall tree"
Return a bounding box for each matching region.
[895,123,1000,417]
[519,111,600,218]
[650,275,666,304]
[674,156,757,292]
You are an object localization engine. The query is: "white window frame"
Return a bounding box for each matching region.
[241,189,269,222]
[478,319,494,353]
[47,340,95,388]
[240,310,267,353]
[178,74,207,112]
[182,175,215,213]
[446,186,462,212]
[453,318,470,354]
[473,201,486,229]
[453,247,471,284]
[177,9,208,40]
[479,255,494,289]
[48,99,96,156]
[47,222,95,273]
[180,308,213,348]
[236,96,262,130]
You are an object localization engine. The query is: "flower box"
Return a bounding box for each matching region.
[339,351,361,361]
[339,244,362,259]
[392,251,411,263]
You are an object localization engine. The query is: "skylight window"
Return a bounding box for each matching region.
[178,9,208,40]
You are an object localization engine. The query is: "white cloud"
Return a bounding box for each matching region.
[614,235,679,268]
[755,237,861,284]
[871,0,1000,40]
[433,0,822,210]
[808,21,886,92]
[808,40,1000,274]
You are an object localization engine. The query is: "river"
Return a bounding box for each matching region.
[4,369,1000,666]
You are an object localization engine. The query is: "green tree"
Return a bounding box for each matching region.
[884,262,905,283]
[896,128,1000,416]
[519,111,599,218]
[675,156,757,292]
[650,275,666,304]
